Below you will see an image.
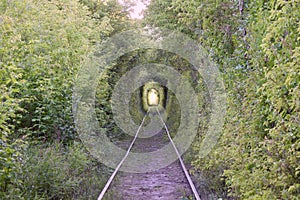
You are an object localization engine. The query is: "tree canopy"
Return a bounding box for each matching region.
[0,0,299,199]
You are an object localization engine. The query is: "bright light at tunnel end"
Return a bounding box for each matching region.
[147,88,159,106]
[73,27,227,173]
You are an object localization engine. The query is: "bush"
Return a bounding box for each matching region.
[0,0,100,141]
[3,143,108,200]
[145,0,300,199]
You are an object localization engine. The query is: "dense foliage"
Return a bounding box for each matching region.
[145,0,299,199]
[1,0,299,199]
[0,0,129,198]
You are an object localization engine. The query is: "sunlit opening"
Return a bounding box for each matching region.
[147,88,159,106]
[118,0,150,19]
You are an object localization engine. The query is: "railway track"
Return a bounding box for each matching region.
[98,108,201,200]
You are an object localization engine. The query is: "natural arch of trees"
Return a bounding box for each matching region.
[1,0,299,199]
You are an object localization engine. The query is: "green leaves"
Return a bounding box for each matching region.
[0,0,126,197]
[146,0,300,199]
[0,0,100,141]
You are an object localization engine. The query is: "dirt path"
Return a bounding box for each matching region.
[109,130,194,200]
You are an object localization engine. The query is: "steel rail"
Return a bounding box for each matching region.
[98,107,201,200]
[156,107,201,200]
[97,112,148,200]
